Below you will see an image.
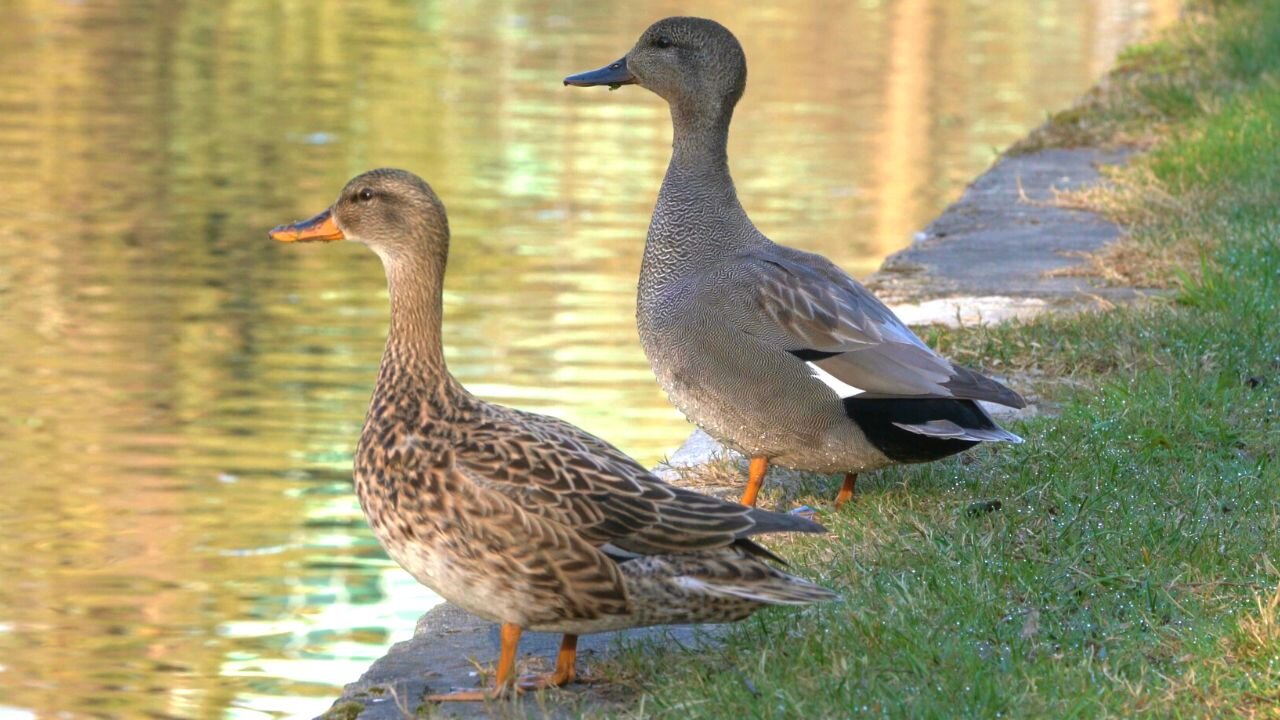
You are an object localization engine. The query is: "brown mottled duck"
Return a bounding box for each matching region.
[268,168,835,701]
[565,17,1025,510]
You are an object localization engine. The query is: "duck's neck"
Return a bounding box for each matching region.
[376,247,465,405]
[669,101,732,170]
[642,100,760,301]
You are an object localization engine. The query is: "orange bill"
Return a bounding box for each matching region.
[268,209,344,243]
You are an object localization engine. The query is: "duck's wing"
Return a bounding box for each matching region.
[728,250,1025,408]
[453,408,826,556]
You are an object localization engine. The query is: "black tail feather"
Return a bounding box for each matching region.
[845,397,998,463]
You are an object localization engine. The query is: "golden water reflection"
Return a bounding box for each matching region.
[0,1,1175,717]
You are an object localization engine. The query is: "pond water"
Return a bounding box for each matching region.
[0,1,1175,717]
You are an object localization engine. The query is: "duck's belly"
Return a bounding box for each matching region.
[377,532,530,625]
[640,325,892,474]
[354,481,559,628]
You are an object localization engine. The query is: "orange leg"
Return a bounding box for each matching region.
[834,472,857,509]
[519,634,578,689]
[427,622,523,702]
[739,456,770,507]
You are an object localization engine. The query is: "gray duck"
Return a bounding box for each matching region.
[565,17,1025,509]
[268,168,834,701]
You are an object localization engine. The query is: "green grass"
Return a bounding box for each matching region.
[596,2,1280,716]
[1014,0,1280,154]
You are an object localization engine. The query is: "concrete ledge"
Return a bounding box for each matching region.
[866,147,1148,324]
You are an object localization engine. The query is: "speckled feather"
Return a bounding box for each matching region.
[289,168,834,637]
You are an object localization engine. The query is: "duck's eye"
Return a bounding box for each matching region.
[358,188,374,201]
[653,35,673,49]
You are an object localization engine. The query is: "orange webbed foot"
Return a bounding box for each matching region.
[517,667,577,691]
[428,622,526,702]
[518,634,579,690]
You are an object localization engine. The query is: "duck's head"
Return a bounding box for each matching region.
[564,17,746,118]
[269,168,449,263]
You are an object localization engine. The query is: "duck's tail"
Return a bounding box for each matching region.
[675,564,838,605]
[631,546,838,609]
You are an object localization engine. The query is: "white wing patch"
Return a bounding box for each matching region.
[806,361,864,398]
